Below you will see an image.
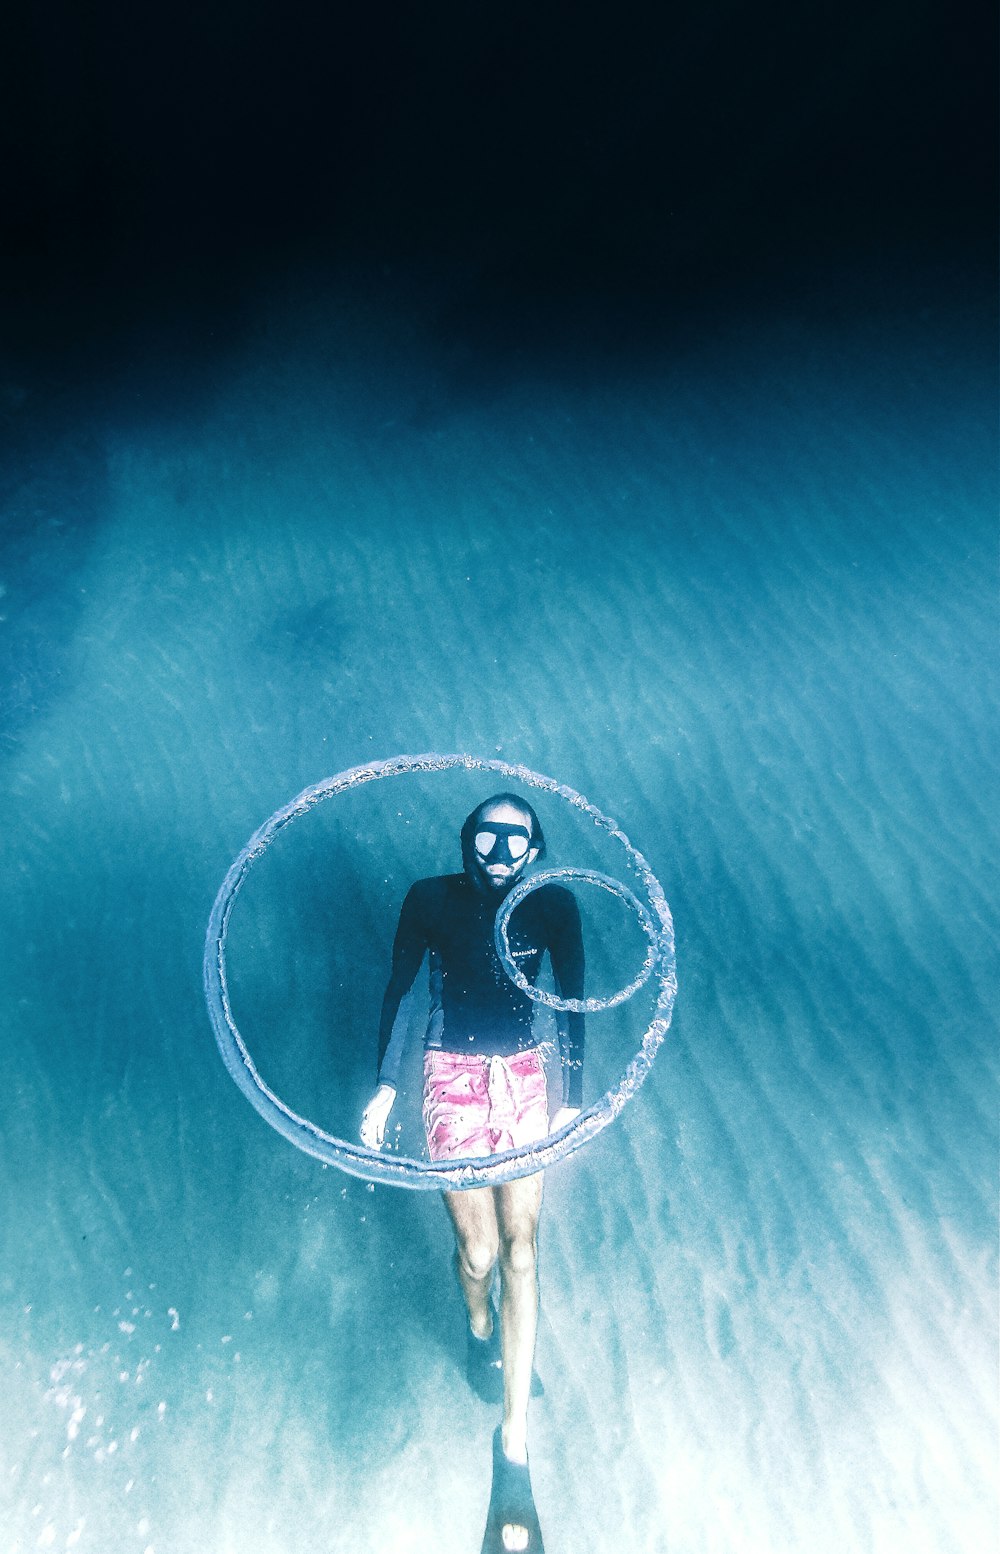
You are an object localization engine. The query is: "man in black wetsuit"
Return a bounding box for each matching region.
[360,793,584,1554]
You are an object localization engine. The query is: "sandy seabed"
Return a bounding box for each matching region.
[1,265,995,1553]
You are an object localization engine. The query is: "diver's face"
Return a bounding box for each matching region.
[472,801,538,890]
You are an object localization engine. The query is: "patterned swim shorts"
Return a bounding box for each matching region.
[422,1048,550,1162]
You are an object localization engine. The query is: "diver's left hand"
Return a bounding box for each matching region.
[549,1106,581,1135]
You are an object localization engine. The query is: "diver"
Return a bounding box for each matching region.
[360,793,585,1554]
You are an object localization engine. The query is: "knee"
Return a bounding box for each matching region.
[457,1239,498,1283]
[499,1234,537,1279]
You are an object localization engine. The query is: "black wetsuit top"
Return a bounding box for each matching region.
[376,873,585,1108]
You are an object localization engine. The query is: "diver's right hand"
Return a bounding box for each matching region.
[360,1084,396,1149]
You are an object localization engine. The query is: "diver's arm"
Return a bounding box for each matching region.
[548,888,585,1113]
[375,884,427,1086]
[361,886,427,1147]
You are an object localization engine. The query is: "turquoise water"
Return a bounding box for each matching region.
[2,262,996,1553]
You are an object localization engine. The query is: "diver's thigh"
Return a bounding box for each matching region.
[444,1184,500,1246]
[494,1172,544,1244]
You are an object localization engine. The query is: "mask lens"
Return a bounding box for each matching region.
[475,830,498,857]
[508,834,529,860]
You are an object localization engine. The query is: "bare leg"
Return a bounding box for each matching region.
[444,1187,499,1339]
[448,1176,544,1553]
[492,1172,544,1551]
[495,1171,544,1554]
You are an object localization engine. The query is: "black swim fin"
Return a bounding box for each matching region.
[480,1427,545,1554]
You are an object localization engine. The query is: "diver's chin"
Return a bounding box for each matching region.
[482,866,521,890]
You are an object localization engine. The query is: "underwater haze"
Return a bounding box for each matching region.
[1,255,996,1554]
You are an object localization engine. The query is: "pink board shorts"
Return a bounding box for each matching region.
[422,1048,550,1162]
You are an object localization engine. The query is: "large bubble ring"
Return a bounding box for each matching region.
[203,753,677,1190]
